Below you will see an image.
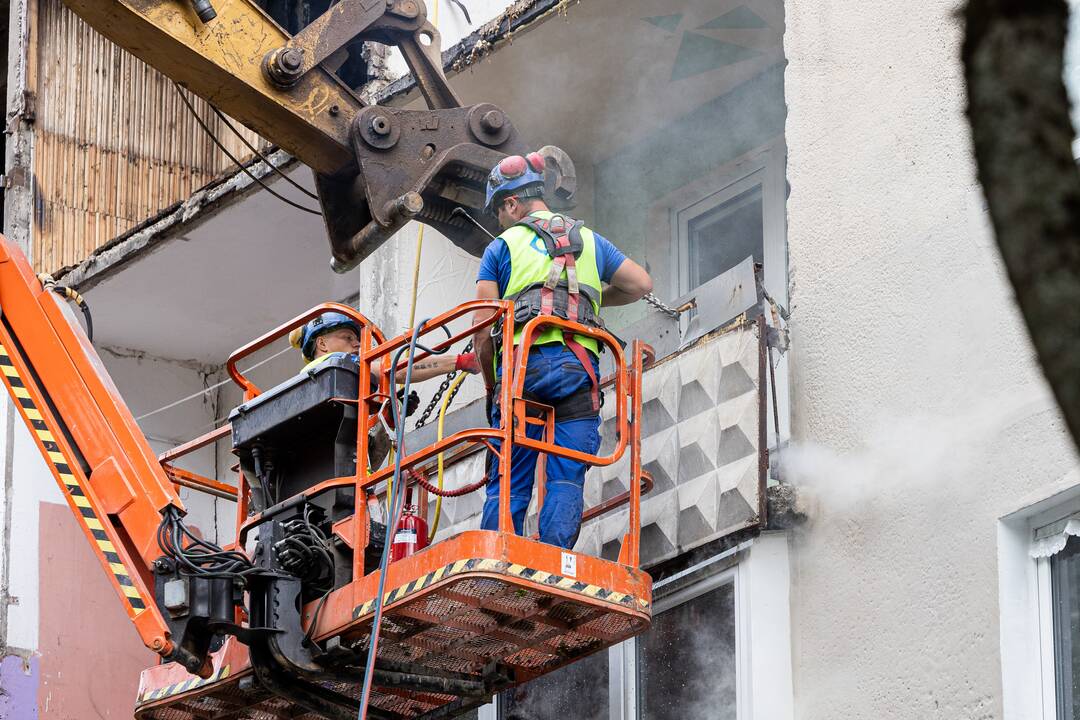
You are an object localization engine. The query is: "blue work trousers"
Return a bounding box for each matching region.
[480,344,600,549]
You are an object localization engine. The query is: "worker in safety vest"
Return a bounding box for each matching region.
[290,311,479,379]
[472,153,653,549]
[290,311,481,425]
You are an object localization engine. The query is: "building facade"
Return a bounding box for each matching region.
[0,0,1076,718]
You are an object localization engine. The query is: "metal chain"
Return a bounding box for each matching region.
[642,292,681,319]
[414,340,473,429]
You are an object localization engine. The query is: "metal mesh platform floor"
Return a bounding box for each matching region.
[136,536,651,720]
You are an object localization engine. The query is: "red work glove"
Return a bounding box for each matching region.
[455,352,481,374]
[380,389,420,429]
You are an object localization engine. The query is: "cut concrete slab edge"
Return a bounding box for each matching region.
[56,150,299,291]
[53,0,571,291]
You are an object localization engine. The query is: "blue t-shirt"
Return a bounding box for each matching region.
[476,226,627,297]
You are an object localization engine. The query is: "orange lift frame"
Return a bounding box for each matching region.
[0,234,654,718]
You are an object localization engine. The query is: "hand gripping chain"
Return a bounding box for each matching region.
[414,339,473,429]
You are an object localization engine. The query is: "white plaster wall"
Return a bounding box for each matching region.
[783,1,1079,718]
[3,401,62,652]
[100,348,232,541]
[344,222,488,410]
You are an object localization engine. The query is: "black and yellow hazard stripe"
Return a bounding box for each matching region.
[352,557,650,620]
[0,342,146,614]
[137,664,231,704]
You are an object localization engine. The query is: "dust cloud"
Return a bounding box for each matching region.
[776,386,1058,514]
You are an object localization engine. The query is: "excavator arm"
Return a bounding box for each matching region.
[59,0,576,269]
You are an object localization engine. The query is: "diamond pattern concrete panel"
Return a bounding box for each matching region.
[426,325,763,566]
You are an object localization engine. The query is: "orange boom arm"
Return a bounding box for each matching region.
[0,236,184,662]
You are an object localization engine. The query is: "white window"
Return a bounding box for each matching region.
[1033,504,1080,719]
[1048,536,1080,718]
[670,141,786,306]
[496,534,793,720]
[636,565,740,719]
[998,475,1080,719]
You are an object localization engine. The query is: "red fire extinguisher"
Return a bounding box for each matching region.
[390,486,429,562]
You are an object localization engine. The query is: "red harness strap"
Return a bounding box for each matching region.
[523,214,601,414]
[563,331,601,412]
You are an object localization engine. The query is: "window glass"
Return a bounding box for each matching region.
[502,648,609,720]
[687,184,764,291]
[640,581,736,720]
[1054,534,1080,719]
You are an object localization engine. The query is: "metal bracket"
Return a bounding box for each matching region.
[326,103,522,270]
[265,0,459,110]
[765,324,789,354]
[261,0,578,269]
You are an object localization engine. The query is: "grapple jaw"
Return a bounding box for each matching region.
[318,107,577,272]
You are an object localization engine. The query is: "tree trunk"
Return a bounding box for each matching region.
[963,0,1080,447]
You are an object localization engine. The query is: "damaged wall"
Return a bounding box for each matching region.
[32,0,262,273]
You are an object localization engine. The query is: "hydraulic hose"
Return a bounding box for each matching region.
[38,275,94,343]
[409,469,488,499]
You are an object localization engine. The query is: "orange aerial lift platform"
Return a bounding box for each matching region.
[0,234,653,718]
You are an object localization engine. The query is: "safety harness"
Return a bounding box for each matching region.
[500,213,604,418]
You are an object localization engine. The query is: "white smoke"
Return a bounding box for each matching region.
[777,385,1060,514]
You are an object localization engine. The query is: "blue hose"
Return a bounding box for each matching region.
[357,319,450,719]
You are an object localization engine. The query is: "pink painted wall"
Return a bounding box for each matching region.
[36,502,149,717]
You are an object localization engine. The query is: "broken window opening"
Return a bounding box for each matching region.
[640,574,738,719]
[500,647,609,719]
[681,183,764,296]
[670,145,784,304]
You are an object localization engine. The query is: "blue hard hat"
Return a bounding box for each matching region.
[292,312,361,361]
[484,152,546,212]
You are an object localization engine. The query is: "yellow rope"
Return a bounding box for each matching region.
[391,0,439,516]
[406,225,425,328]
[430,371,467,538]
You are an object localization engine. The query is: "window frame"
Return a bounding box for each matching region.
[606,534,792,720]
[1038,554,1057,717]
[668,141,787,306]
[998,471,1080,720]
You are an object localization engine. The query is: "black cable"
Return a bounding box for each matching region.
[448,0,471,23]
[301,504,336,645]
[75,298,93,343]
[172,83,323,216]
[205,103,320,201]
[49,286,93,342]
[157,506,257,581]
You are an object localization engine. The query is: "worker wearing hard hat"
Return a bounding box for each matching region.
[290,311,480,425]
[472,153,653,550]
[290,311,479,380]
